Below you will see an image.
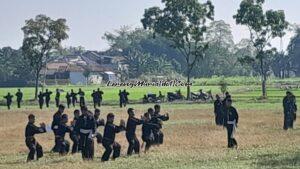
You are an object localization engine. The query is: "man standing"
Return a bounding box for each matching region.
[214,94,223,126]
[25,114,46,162]
[283,91,298,130]
[119,90,125,108]
[4,92,13,110]
[150,104,169,145]
[51,105,65,152]
[101,113,126,162]
[70,109,81,154]
[78,88,85,107]
[70,89,77,107]
[94,109,105,144]
[223,99,239,148]
[15,89,23,108]
[91,90,97,109]
[55,89,60,108]
[56,114,72,155]
[66,92,71,108]
[126,108,143,156]
[96,88,104,107]
[76,106,96,160]
[142,110,159,153]
[44,89,53,108]
[38,91,44,109]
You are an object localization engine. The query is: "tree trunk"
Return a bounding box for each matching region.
[187,73,191,100]
[34,71,39,100]
[260,57,267,98]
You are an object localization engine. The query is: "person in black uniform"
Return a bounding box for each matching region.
[51,104,65,152]
[151,104,169,145]
[4,92,13,110]
[78,88,85,107]
[94,108,105,144]
[91,90,97,109]
[214,94,223,126]
[38,91,44,109]
[96,88,104,107]
[57,114,72,155]
[123,89,129,105]
[66,92,71,108]
[70,109,81,154]
[55,89,60,108]
[101,113,126,162]
[283,91,298,130]
[44,89,53,108]
[15,89,23,108]
[223,98,239,148]
[119,90,125,108]
[75,106,96,160]
[142,110,160,153]
[126,108,144,156]
[25,114,46,162]
[70,89,77,107]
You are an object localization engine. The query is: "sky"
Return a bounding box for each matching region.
[0,0,299,51]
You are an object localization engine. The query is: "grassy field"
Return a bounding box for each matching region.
[0,84,300,169]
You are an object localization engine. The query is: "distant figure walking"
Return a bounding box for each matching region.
[55,89,60,107]
[38,92,44,109]
[4,92,13,110]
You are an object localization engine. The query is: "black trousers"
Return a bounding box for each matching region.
[70,134,80,154]
[142,135,154,151]
[6,102,11,110]
[79,98,85,107]
[17,100,21,108]
[72,99,76,107]
[58,138,70,155]
[55,98,60,107]
[79,133,94,160]
[101,140,121,161]
[26,138,43,162]
[67,100,71,108]
[39,101,43,109]
[46,99,50,107]
[283,113,294,130]
[226,124,237,148]
[215,113,223,126]
[153,130,164,145]
[52,131,60,153]
[126,133,140,155]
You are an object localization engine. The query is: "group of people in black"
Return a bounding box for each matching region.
[213,92,239,148]
[3,89,23,109]
[24,104,169,162]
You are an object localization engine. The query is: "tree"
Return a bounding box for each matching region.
[83,69,91,85]
[21,14,69,99]
[141,0,214,99]
[287,25,300,76]
[234,0,288,98]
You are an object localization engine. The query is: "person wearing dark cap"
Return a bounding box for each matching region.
[283,91,298,130]
[101,113,126,162]
[51,104,65,152]
[75,106,96,160]
[38,91,44,109]
[141,110,160,153]
[57,114,73,155]
[44,89,53,108]
[25,114,46,162]
[15,89,23,108]
[4,92,13,110]
[55,89,60,108]
[126,108,144,155]
[70,109,81,154]
[223,98,239,148]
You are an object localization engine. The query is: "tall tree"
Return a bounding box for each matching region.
[287,25,300,76]
[21,14,69,99]
[234,0,288,98]
[141,0,214,99]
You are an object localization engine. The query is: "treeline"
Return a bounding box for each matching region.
[1,22,300,85]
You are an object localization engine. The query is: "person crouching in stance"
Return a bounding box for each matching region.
[25,114,46,162]
[101,113,126,162]
[224,99,239,148]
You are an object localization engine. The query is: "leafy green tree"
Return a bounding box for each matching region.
[287,25,300,76]
[234,0,288,98]
[141,0,214,99]
[21,14,69,99]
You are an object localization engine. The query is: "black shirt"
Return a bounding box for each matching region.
[25,122,46,138]
[126,117,143,136]
[103,122,125,144]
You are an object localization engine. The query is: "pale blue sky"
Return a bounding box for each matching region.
[0,0,299,51]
